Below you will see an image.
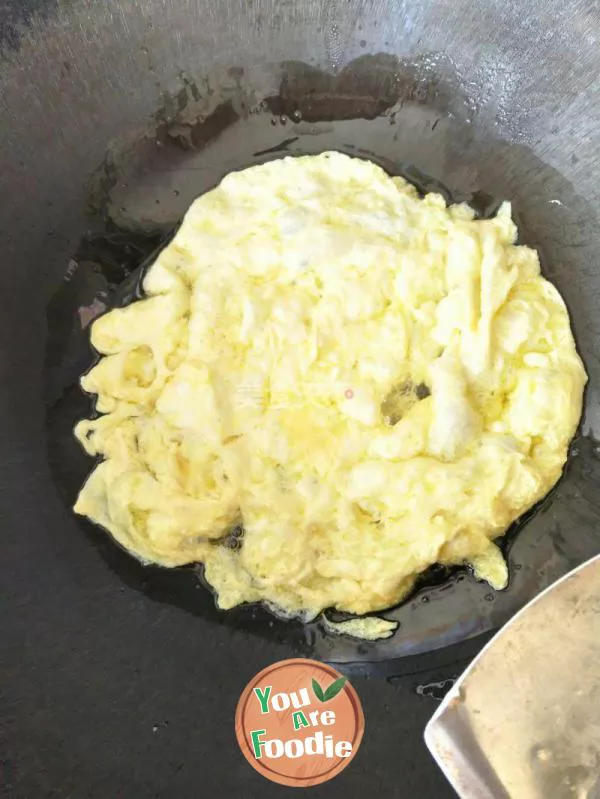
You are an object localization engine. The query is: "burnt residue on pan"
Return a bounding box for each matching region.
[44,56,600,678]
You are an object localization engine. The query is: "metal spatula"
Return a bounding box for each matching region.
[425,554,600,799]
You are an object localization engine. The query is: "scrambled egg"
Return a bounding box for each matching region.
[74,151,587,622]
[323,615,399,641]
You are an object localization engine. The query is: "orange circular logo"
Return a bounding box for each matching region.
[235,658,365,787]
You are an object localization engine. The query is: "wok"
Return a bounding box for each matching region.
[2,1,600,796]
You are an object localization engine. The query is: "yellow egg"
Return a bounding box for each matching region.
[74,151,587,629]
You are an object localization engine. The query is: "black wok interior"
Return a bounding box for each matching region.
[3,2,600,797]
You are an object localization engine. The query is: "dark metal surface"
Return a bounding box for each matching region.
[2,1,600,797]
[44,108,600,669]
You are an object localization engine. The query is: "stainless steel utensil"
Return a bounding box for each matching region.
[425,555,600,798]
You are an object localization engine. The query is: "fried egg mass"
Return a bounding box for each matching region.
[75,152,586,624]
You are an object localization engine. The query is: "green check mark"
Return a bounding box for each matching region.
[311,675,348,703]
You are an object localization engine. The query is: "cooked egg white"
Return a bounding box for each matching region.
[322,615,399,641]
[74,151,587,623]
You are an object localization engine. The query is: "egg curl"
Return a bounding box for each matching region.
[74,152,587,627]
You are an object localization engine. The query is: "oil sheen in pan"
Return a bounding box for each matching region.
[44,99,600,678]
